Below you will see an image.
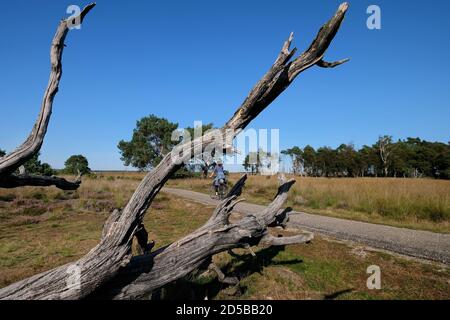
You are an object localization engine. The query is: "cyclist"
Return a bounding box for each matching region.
[210,160,226,196]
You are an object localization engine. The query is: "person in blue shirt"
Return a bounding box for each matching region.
[210,160,226,195]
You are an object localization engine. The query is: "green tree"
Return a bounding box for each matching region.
[243,149,270,175]
[302,145,317,176]
[336,143,360,177]
[184,123,214,139]
[374,135,393,177]
[64,155,91,175]
[1,149,57,176]
[358,145,378,176]
[21,152,55,176]
[282,146,303,175]
[243,153,257,175]
[316,147,338,177]
[281,136,449,179]
[431,142,450,179]
[184,123,215,178]
[118,115,179,171]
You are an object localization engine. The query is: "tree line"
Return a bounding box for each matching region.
[281,136,450,179]
[4,129,449,180]
[115,115,450,180]
[0,149,91,176]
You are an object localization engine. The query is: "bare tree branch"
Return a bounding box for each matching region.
[261,233,314,246]
[317,58,350,68]
[134,223,155,254]
[224,2,349,132]
[0,174,81,190]
[88,176,303,299]
[208,263,239,285]
[0,4,96,178]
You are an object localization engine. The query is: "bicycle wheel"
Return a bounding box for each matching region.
[218,182,229,199]
[210,184,217,199]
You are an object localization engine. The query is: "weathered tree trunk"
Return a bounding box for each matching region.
[378,136,392,177]
[0,2,349,300]
[0,4,96,190]
[89,175,313,299]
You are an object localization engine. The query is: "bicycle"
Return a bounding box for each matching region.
[210,178,229,200]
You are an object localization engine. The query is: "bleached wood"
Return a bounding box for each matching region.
[0,3,95,190]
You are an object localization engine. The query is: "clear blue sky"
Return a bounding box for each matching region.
[1,0,449,170]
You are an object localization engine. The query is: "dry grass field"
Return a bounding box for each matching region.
[167,174,450,233]
[0,173,449,299]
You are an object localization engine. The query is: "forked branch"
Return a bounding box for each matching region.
[88,176,313,299]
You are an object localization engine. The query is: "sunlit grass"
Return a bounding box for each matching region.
[167,174,450,233]
[0,174,448,299]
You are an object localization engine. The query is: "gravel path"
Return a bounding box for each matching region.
[162,187,450,264]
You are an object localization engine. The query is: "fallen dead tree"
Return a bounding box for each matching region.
[0,2,349,300]
[89,175,313,299]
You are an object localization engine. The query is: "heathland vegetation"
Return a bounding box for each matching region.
[1,173,448,299]
[1,3,449,299]
[168,174,450,233]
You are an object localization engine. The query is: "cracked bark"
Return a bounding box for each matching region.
[88,175,313,299]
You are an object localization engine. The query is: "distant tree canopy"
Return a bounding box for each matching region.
[243,149,272,175]
[25,153,55,176]
[281,146,303,175]
[16,152,55,176]
[184,123,215,178]
[118,115,216,175]
[64,155,91,175]
[118,115,179,171]
[184,123,214,140]
[1,148,63,176]
[282,137,450,179]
